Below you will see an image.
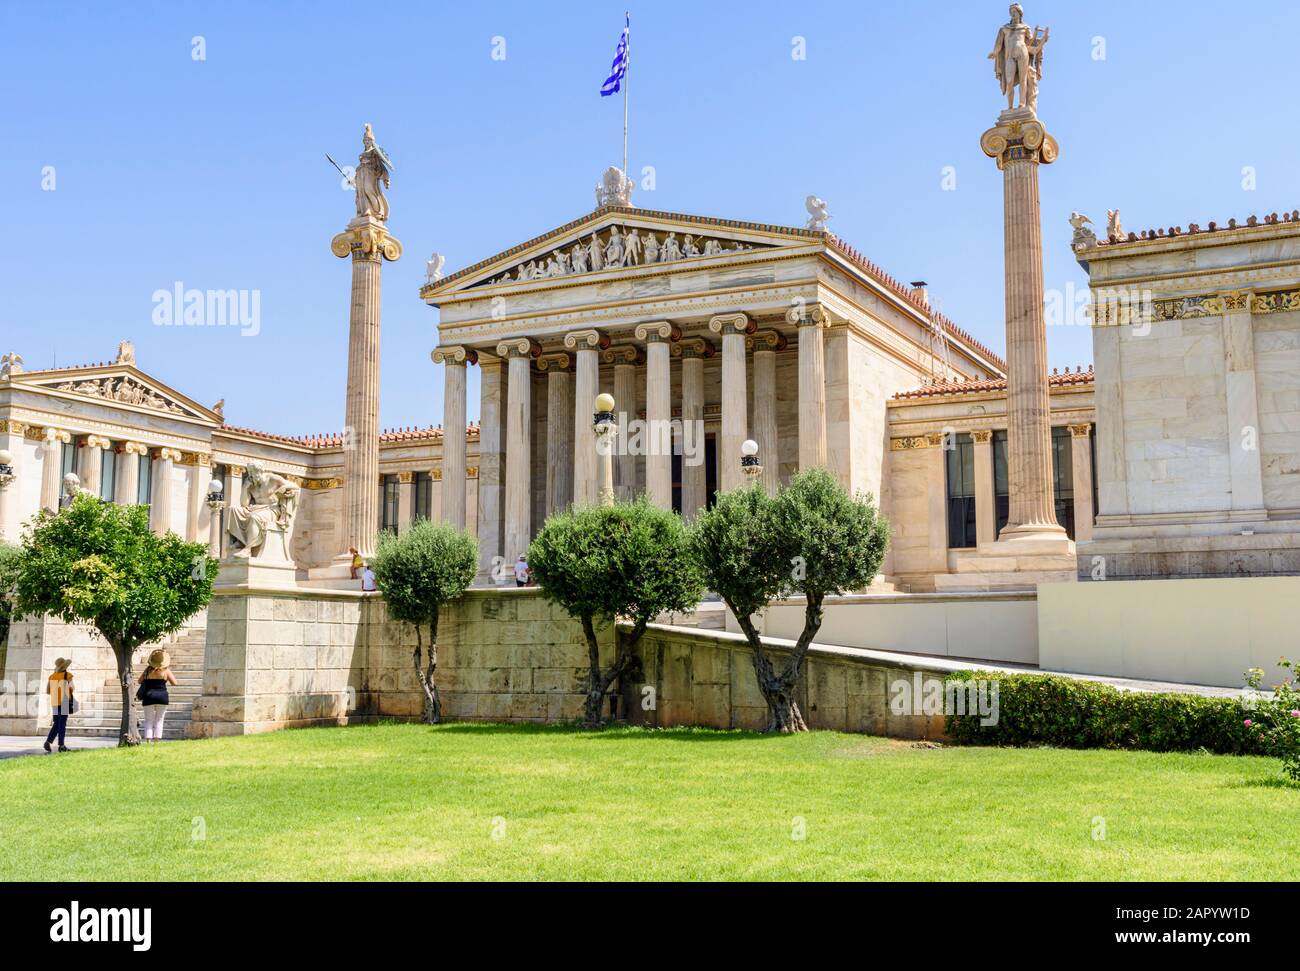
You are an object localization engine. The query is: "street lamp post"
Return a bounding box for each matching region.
[740,439,763,482]
[206,478,226,559]
[593,393,617,507]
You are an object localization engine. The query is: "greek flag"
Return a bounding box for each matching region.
[599,16,629,96]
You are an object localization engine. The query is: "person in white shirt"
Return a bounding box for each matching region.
[361,566,378,591]
[513,555,530,587]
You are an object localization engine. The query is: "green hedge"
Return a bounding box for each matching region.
[944,672,1260,756]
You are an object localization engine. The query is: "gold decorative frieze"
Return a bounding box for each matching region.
[2,420,27,435]
[1253,288,1300,315]
[890,435,933,451]
[301,477,343,490]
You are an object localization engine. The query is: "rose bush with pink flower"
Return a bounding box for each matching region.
[1244,658,1300,783]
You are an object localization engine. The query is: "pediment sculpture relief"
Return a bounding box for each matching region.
[476,225,765,287]
[51,375,191,416]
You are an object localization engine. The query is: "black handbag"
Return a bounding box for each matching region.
[67,681,78,715]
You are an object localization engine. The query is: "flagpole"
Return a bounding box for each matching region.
[622,12,630,179]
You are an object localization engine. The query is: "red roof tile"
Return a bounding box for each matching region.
[892,365,1094,400]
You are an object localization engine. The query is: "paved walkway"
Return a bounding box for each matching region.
[0,735,119,760]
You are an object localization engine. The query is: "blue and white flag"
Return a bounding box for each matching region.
[599,16,629,96]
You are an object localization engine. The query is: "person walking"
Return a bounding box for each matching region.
[514,554,531,587]
[44,657,75,753]
[137,648,177,743]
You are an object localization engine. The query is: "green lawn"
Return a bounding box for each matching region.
[1,722,1294,880]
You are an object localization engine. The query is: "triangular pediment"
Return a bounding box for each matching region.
[15,362,220,422]
[421,206,825,301]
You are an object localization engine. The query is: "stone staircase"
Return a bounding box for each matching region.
[70,627,207,740]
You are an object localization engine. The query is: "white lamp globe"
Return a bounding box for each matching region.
[594,393,616,414]
[741,439,759,457]
[0,449,11,466]
[207,478,224,496]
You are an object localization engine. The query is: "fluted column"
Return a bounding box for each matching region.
[538,353,574,516]
[0,421,25,544]
[185,453,211,541]
[331,217,402,560]
[499,338,536,561]
[748,329,785,496]
[432,345,474,530]
[971,429,997,547]
[79,434,111,499]
[150,447,181,535]
[604,346,642,500]
[709,313,753,492]
[1068,423,1095,542]
[789,304,829,471]
[116,441,146,505]
[39,428,70,513]
[636,321,679,510]
[475,356,505,583]
[566,329,607,505]
[981,113,1065,540]
[674,338,713,520]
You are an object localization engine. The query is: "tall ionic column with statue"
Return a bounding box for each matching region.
[330,124,402,568]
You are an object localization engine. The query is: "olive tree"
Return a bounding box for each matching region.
[370,520,477,724]
[692,468,889,732]
[13,495,217,746]
[528,498,703,726]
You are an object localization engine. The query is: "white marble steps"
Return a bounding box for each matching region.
[653,601,728,630]
[69,628,207,740]
[933,570,1075,592]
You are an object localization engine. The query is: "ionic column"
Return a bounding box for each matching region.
[1068,423,1095,542]
[565,329,607,505]
[39,428,70,513]
[924,432,948,573]
[709,313,754,492]
[185,453,211,541]
[748,329,786,496]
[330,217,402,561]
[116,441,146,505]
[673,338,713,521]
[475,356,505,583]
[498,338,536,561]
[150,447,182,535]
[432,345,474,530]
[971,429,996,547]
[79,434,111,498]
[635,321,679,510]
[538,352,573,516]
[789,304,830,471]
[393,472,413,530]
[1223,290,1265,513]
[603,345,643,500]
[981,113,1066,541]
[0,421,25,544]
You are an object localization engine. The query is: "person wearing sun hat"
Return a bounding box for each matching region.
[136,647,177,743]
[44,657,75,753]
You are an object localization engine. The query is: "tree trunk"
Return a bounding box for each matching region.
[580,616,644,727]
[111,638,140,747]
[413,619,442,725]
[732,598,824,734]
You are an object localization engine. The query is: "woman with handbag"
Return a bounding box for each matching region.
[44,657,75,753]
[137,648,177,743]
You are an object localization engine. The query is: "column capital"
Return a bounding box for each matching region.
[397,471,415,484]
[1067,423,1092,439]
[980,115,1059,170]
[708,312,755,336]
[154,447,183,462]
[971,429,994,444]
[331,220,403,262]
[564,328,610,351]
[178,451,211,466]
[432,467,443,481]
[122,441,149,456]
[83,434,112,450]
[495,338,540,360]
[431,345,479,366]
[227,465,246,477]
[42,427,71,445]
[747,329,788,352]
[536,352,572,372]
[924,432,946,448]
[785,303,832,328]
[672,337,715,360]
[602,345,645,367]
[1,420,26,435]
[633,320,681,343]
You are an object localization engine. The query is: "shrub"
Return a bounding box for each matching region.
[0,543,20,669]
[529,498,703,726]
[1244,660,1300,782]
[944,671,1261,756]
[370,520,477,724]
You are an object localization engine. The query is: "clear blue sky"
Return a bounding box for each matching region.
[5,1,1298,436]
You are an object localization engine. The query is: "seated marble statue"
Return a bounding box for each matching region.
[227,462,299,558]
